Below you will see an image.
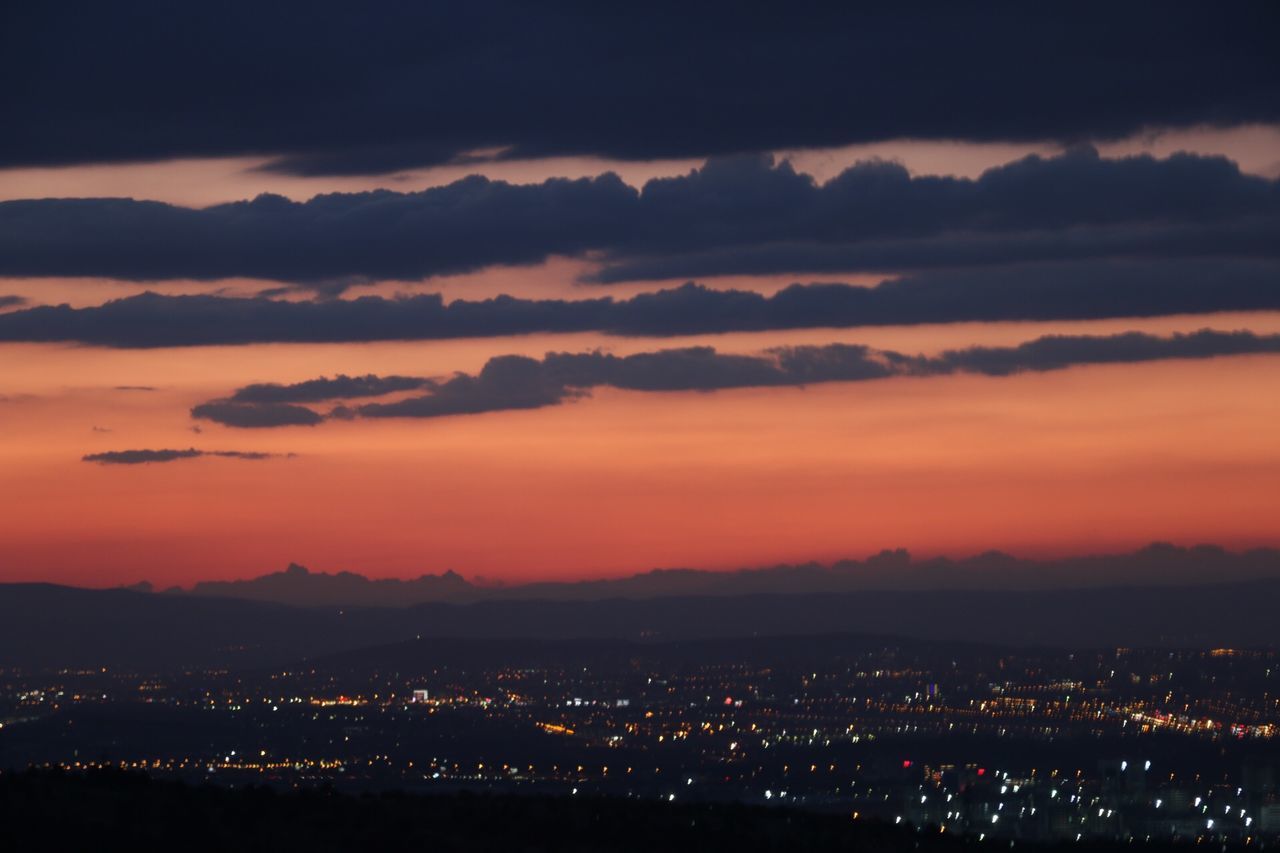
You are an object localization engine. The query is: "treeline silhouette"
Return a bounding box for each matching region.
[0,769,1220,853]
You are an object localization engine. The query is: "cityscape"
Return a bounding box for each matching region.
[5,636,1280,842]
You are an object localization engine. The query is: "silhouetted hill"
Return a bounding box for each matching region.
[0,584,402,671]
[171,544,1280,608]
[389,579,1280,648]
[1,577,1278,672]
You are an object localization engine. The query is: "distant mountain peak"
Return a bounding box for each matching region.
[186,562,478,608]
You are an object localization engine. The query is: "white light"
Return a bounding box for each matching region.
[1144,761,1151,771]
[1207,819,1214,830]
[1120,761,1127,772]
[1155,799,1162,809]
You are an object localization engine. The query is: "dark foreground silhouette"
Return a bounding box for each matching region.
[0,769,1225,853]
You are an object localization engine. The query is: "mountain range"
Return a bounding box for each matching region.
[2,567,1277,672]
[170,543,1280,608]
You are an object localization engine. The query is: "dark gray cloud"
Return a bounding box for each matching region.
[229,374,432,404]
[926,329,1280,376]
[0,174,635,284]
[193,329,1280,427]
[342,356,581,420]
[189,401,325,429]
[1,150,1276,286]
[586,218,1280,284]
[192,375,431,427]
[82,448,289,464]
[3,2,1277,174]
[0,295,26,309]
[2,260,1279,348]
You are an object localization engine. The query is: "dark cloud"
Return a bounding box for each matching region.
[189,401,325,429]
[113,385,156,392]
[346,356,579,420]
[543,345,897,392]
[2,260,1279,348]
[192,375,431,427]
[926,329,1280,376]
[586,218,1280,284]
[0,175,635,284]
[230,374,432,404]
[82,448,289,464]
[0,295,26,309]
[193,330,1280,427]
[3,2,1277,173]
[1,150,1276,286]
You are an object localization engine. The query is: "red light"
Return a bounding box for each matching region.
[977,768,986,776]
[903,760,913,769]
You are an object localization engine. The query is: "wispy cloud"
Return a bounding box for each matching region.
[192,329,1280,427]
[82,448,293,465]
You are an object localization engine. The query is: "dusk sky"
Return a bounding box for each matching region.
[2,2,1279,589]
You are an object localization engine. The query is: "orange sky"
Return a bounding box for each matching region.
[3,321,1279,588]
[3,133,1280,589]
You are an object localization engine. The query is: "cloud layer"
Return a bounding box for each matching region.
[5,3,1277,174]
[190,329,1280,427]
[3,150,1277,287]
[4,260,1279,348]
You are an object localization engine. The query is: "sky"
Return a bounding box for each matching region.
[1,1,1279,589]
